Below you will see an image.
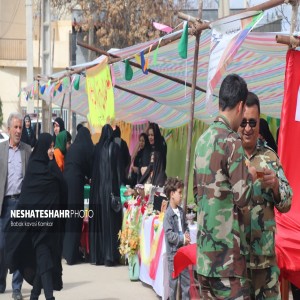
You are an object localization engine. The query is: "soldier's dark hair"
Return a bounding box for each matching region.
[219,74,248,111]
[245,91,260,114]
[164,177,184,199]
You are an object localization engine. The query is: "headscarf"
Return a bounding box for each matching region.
[259,118,277,153]
[30,133,53,163]
[113,125,121,138]
[72,126,94,156]
[142,123,167,170]
[55,131,67,154]
[21,114,36,147]
[54,117,65,132]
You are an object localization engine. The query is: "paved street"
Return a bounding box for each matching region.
[3,261,294,299]
[4,260,160,300]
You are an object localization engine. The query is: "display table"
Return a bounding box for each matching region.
[139,214,197,299]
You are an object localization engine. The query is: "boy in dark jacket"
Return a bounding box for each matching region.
[163,177,190,300]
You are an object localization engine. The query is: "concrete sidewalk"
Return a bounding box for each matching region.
[4,261,160,300]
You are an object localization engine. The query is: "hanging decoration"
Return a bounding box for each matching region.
[153,38,162,66]
[206,11,263,113]
[86,57,115,131]
[140,51,148,75]
[135,54,141,65]
[153,22,173,34]
[74,75,80,90]
[178,21,188,59]
[40,85,46,95]
[125,59,133,81]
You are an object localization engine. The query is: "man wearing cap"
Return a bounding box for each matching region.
[0,112,31,300]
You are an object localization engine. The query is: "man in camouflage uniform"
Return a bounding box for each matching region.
[194,74,261,299]
[239,92,292,300]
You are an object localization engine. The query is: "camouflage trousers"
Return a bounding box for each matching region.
[198,275,250,299]
[248,266,280,300]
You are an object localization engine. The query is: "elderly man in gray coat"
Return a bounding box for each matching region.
[0,112,31,300]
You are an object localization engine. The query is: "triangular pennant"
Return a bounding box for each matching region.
[18,90,21,97]
[135,54,141,65]
[140,51,148,75]
[178,21,188,59]
[125,59,133,81]
[62,77,69,88]
[40,85,46,95]
[74,75,80,90]
[58,82,62,92]
[153,38,162,66]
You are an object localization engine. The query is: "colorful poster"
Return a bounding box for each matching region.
[86,57,115,132]
[206,11,263,113]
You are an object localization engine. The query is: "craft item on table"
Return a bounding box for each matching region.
[144,183,153,197]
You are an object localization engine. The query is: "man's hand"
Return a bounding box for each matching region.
[262,168,279,193]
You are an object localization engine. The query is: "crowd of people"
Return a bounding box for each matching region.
[0,73,296,300]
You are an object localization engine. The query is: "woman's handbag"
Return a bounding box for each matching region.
[111,193,122,213]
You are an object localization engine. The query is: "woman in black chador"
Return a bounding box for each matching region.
[89,124,123,266]
[141,123,167,169]
[6,133,66,300]
[62,127,94,265]
[21,114,36,148]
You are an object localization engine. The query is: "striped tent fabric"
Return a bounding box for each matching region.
[50,30,287,128]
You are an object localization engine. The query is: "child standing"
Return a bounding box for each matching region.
[163,177,190,300]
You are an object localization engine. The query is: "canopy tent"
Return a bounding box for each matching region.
[38,30,287,128]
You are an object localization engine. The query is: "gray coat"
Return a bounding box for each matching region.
[0,140,31,216]
[163,204,188,257]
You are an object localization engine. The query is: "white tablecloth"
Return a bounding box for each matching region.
[139,215,197,299]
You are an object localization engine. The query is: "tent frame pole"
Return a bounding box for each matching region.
[181,3,203,213]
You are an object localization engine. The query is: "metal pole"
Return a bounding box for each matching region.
[68,74,72,133]
[36,80,40,139]
[26,0,34,114]
[182,1,204,213]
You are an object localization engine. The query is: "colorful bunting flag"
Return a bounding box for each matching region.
[206,11,263,113]
[125,59,133,81]
[135,54,141,65]
[153,38,162,66]
[40,85,46,95]
[140,51,148,75]
[153,22,173,33]
[178,21,188,59]
[74,75,80,90]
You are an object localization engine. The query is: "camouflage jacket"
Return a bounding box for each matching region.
[194,116,260,278]
[244,139,292,269]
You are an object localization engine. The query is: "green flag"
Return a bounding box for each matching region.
[125,59,133,81]
[74,75,80,90]
[178,22,188,59]
[153,38,162,66]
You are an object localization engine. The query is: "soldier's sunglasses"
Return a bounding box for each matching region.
[240,119,257,128]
